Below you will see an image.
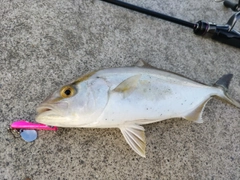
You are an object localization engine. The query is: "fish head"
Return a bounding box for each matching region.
[35,76,109,127]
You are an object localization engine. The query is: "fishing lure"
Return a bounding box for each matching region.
[9,120,57,142]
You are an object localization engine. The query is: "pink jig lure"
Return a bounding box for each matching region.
[11,120,58,131]
[9,120,58,142]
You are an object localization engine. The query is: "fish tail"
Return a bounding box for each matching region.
[213,74,240,108]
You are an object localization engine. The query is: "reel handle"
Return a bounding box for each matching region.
[223,0,240,11]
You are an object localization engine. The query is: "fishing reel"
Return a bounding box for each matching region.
[102,0,240,48]
[194,12,240,48]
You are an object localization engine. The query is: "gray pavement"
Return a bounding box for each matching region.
[1,0,240,179]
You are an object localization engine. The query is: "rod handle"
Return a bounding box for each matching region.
[212,30,240,48]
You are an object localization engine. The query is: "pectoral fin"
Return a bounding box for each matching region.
[113,75,141,97]
[184,98,211,123]
[120,124,146,157]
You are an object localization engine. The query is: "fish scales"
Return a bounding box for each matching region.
[91,68,216,126]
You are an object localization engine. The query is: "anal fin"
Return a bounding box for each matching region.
[184,98,212,123]
[120,124,146,157]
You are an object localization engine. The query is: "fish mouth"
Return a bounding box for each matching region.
[35,104,58,124]
[35,101,69,125]
[36,102,68,117]
[36,105,53,115]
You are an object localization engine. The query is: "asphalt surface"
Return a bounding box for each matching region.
[1,0,240,179]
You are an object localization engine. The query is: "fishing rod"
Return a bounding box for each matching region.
[101,0,240,49]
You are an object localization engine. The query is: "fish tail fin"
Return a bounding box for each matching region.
[213,74,240,108]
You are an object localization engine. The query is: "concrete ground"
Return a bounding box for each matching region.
[1,0,240,179]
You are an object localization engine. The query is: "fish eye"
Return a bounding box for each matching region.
[60,86,75,98]
[65,89,71,95]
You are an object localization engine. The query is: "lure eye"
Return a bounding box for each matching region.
[60,86,75,98]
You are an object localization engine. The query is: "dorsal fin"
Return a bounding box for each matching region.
[134,60,156,69]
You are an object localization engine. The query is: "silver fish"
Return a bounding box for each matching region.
[36,61,240,157]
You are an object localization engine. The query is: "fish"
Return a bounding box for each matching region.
[36,60,240,157]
